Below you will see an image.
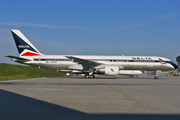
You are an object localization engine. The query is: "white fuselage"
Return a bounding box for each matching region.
[20,55,175,72]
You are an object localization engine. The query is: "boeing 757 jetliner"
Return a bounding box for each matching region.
[6,30,178,79]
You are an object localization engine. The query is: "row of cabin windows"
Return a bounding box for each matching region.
[88,60,159,62]
[34,59,72,61]
[34,59,160,63]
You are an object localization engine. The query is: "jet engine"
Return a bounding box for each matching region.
[97,66,119,75]
[68,64,83,70]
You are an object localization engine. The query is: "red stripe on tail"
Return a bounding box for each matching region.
[21,52,40,56]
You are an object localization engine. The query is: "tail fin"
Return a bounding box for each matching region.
[11,29,43,56]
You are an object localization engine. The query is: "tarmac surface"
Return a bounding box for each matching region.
[0,75,180,120]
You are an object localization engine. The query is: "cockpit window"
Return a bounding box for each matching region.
[165,61,171,63]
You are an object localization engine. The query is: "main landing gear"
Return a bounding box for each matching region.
[85,68,95,79]
[85,74,95,79]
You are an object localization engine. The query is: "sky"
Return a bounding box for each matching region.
[0,0,180,64]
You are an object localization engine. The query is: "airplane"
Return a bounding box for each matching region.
[5,29,178,79]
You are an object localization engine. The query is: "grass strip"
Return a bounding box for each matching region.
[0,63,66,81]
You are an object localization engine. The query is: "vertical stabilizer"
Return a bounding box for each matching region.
[11,29,42,56]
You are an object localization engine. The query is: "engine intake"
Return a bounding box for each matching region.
[97,66,119,75]
[105,66,119,75]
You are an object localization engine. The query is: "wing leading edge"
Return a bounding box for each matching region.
[65,56,102,69]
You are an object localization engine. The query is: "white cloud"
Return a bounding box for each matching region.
[70,12,180,41]
[155,12,180,20]
[111,12,180,31]
[0,22,84,29]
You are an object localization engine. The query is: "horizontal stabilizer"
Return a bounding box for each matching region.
[5,55,31,61]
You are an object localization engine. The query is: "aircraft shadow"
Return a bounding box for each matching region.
[0,89,179,120]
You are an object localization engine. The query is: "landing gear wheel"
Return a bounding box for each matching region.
[85,74,95,79]
[85,75,89,78]
[154,70,160,79]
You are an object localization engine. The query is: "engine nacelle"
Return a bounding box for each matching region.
[68,64,83,70]
[105,66,119,75]
[119,70,142,75]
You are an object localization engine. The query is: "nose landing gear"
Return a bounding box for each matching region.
[154,70,159,79]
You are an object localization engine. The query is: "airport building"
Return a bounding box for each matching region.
[177,56,180,73]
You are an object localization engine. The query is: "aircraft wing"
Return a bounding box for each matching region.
[65,56,102,69]
[5,55,31,61]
